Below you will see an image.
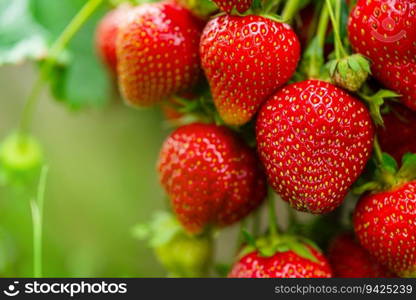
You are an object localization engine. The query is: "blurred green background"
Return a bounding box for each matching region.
[0,63,170,277]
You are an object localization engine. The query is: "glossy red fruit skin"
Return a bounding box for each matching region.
[348,0,416,110]
[378,103,416,164]
[95,4,132,73]
[229,245,333,278]
[157,123,267,234]
[200,15,300,125]
[117,1,204,107]
[354,181,416,278]
[328,233,395,278]
[212,0,253,14]
[256,80,374,214]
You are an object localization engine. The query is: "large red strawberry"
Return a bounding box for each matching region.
[200,15,300,125]
[95,3,132,73]
[354,180,416,277]
[157,123,266,234]
[229,239,332,278]
[256,80,374,214]
[117,1,204,107]
[378,103,416,164]
[348,0,416,110]
[212,0,253,14]
[328,233,395,278]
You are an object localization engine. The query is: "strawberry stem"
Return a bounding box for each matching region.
[267,188,279,239]
[325,0,347,59]
[263,0,282,13]
[251,208,261,238]
[373,136,384,166]
[31,165,49,278]
[281,0,303,23]
[305,3,329,79]
[373,136,398,188]
[18,0,104,136]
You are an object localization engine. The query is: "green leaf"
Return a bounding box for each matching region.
[241,229,256,247]
[381,153,399,174]
[347,56,361,72]
[360,89,400,126]
[337,59,349,80]
[288,241,319,263]
[30,0,111,108]
[0,0,49,65]
[398,153,416,181]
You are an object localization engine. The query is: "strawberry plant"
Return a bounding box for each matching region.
[0,0,415,278]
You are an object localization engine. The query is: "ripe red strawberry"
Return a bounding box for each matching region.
[354,181,416,277]
[200,15,300,125]
[229,243,332,278]
[157,123,266,234]
[95,4,132,73]
[328,233,395,278]
[348,0,416,110]
[212,0,253,14]
[378,103,416,164]
[117,1,204,107]
[256,80,374,214]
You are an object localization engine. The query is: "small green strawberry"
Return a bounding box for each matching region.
[327,54,371,92]
[133,211,213,277]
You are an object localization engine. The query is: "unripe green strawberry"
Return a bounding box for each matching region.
[133,211,213,277]
[0,133,43,184]
[327,54,371,92]
[155,233,213,277]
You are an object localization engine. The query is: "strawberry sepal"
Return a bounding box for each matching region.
[327,54,370,92]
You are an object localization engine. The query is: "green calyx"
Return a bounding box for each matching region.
[0,133,43,184]
[354,149,416,195]
[240,232,321,263]
[132,211,214,277]
[327,54,371,92]
[359,89,400,126]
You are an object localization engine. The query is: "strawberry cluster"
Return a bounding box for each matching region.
[96,0,416,278]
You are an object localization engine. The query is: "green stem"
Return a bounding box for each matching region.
[264,0,282,13]
[31,166,49,278]
[287,205,298,229]
[316,4,329,52]
[308,4,329,78]
[281,0,302,23]
[373,136,384,166]
[18,0,105,135]
[252,209,261,238]
[373,136,397,188]
[267,189,279,239]
[325,0,347,59]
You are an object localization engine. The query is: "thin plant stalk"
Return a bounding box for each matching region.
[19,0,105,136]
[31,166,49,278]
